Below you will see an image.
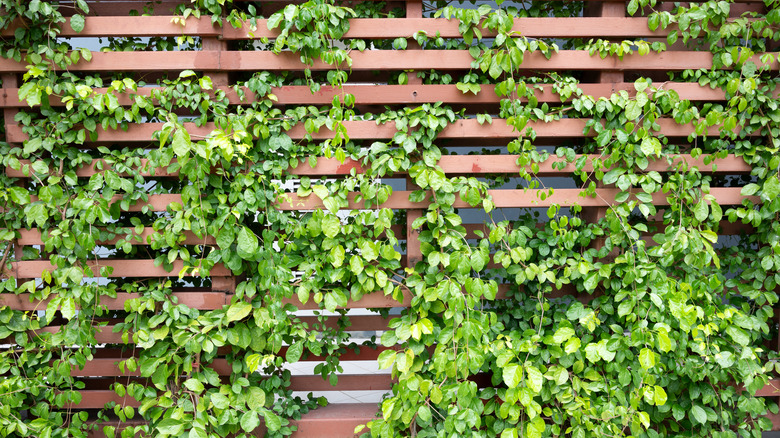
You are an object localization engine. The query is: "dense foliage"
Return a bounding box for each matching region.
[0,0,779,437]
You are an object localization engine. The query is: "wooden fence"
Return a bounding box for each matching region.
[1,0,779,436]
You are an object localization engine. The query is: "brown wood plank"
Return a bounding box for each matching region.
[277,187,752,211]
[219,17,670,39]
[16,227,214,245]
[754,379,780,397]
[84,403,380,437]
[298,315,391,331]
[7,154,750,179]
[0,50,774,73]
[69,374,392,408]
[0,291,227,311]
[220,50,752,72]
[4,16,667,39]
[9,259,231,279]
[12,226,401,246]
[29,315,390,345]
[12,186,753,216]
[288,403,377,437]
[3,118,738,144]
[0,83,732,109]
[284,290,411,309]
[289,374,392,391]
[12,16,221,37]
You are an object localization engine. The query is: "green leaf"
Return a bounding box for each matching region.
[323,197,341,213]
[226,301,252,322]
[237,227,258,260]
[264,411,282,431]
[640,137,660,156]
[762,176,780,201]
[470,249,487,272]
[377,349,396,370]
[639,348,655,369]
[321,214,340,238]
[726,326,749,346]
[269,133,293,151]
[741,183,759,196]
[564,337,580,354]
[417,405,432,423]
[246,387,266,411]
[359,240,378,261]
[625,100,642,121]
[61,297,76,320]
[657,330,672,352]
[526,365,543,393]
[267,12,283,29]
[286,341,304,363]
[211,393,229,409]
[156,419,184,436]
[172,129,191,156]
[183,378,204,393]
[240,411,260,432]
[330,245,345,267]
[654,386,667,405]
[190,427,208,438]
[216,228,235,249]
[503,363,522,388]
[627,0,638,15]
[693,200,708,222]
[690,405,707,425]
[70,14,85,33]
[552,327,575,344]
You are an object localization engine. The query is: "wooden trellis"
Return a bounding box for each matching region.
[1,0,778,436]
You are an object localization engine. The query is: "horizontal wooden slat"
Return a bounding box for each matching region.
[68,374,393,408]
[67,346,398,377]
[5,16,672,39]
[0,291,227,311]
[10,187,753,218]
[224,17,669,39]
[29,16,676,39]
[221,50,776,72]
[0,50,774,73]
[12,226,402,245]
[754,378,780,396]
[7,215,750,256]
[276,187,752,210]
[85,403,381,437]
[2,289,408,312]
[3,118,739,144]
[0,83,733,109]
[61,376,780,408]
[8,259,230,278]
[288,403,377,437]
[14,227,214,245]
[29,316,390,345]
[6,154,751,179]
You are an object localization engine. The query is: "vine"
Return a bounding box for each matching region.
[0,1,779,438]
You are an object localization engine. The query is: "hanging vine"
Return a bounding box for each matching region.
[0,0,779,438]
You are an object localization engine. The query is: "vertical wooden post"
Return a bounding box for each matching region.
[2,73,22,282]
[201,37,229,88]
[201,37,235,293]
[406,177,423,268]
[212,277,236,293]
[406,0,423,20]
[406,0,423,85]
[404,0,424,269]
[582,2,625,253]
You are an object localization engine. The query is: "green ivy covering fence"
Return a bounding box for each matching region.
[1,0,779,437]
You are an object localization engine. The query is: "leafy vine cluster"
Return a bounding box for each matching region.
[0,0,779,438]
